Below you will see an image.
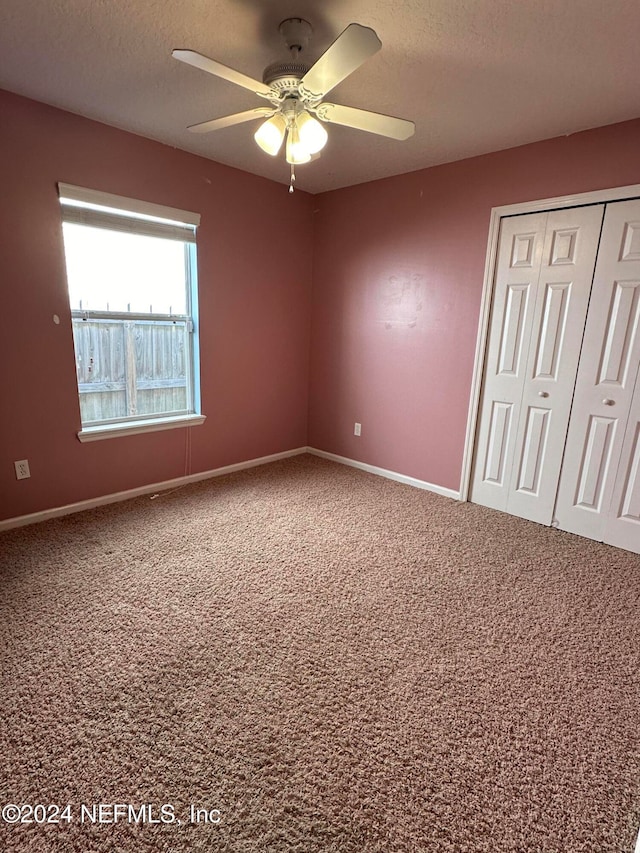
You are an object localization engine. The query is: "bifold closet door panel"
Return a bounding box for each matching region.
[470,212,547,514]
[554,198,640,553]
[605,363,640,552]
[471,205,605,524]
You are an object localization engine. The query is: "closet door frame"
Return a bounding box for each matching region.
[460,182,640,502]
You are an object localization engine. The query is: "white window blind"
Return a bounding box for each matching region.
[57,183,200,242]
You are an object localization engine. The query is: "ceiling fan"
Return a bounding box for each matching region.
[172,19,415,190]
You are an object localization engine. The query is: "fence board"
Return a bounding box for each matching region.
[72,318,188,423]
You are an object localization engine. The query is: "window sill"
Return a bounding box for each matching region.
[77,414,206,443]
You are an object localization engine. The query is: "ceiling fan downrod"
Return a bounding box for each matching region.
[279,18,313,58]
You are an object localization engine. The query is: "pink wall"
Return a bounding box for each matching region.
[3,85,640,523]
[0,90,313,522]
[309,119,640,491]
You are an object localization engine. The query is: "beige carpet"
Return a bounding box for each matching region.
[0,453,638,852]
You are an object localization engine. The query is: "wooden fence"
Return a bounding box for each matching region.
[72,318,188,423]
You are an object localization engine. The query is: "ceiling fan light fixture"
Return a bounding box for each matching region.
[285,124,311,165]
[254,113,287,156]
[174,22,415,186]
[297,111,328,154]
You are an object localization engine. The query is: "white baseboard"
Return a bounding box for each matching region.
[1,445,459,532]
[307,448,460,500]
[0,447,308,532]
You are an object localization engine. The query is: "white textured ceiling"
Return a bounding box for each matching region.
[1,0,640,194]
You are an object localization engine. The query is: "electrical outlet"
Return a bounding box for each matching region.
[14,459,30,480]
[354,423,362,436]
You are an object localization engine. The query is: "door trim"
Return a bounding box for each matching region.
[459,182,640,502]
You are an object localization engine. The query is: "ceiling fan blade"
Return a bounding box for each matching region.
[315,103,415,141]
[299,23,381,101]
[187,108,275,133]
[172,49,275,99]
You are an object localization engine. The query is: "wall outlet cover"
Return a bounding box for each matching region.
[14,459,31,480]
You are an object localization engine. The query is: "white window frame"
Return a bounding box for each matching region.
[58,183,206,442]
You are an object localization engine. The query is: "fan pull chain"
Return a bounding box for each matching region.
[289,164,296,193]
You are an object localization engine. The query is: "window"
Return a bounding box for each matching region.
[58,184,205,441]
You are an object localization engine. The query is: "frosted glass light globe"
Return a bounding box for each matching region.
[297,112,328,154]
[285,125,311,165]
[254,114,287,156]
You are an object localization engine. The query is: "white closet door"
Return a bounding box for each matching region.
[605,363,640,551]
[470,212,546,513]
[554,198,640,553]
[507,206,604,523]
[471,205,604,524]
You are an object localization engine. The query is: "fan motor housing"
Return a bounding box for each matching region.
[262,61,310,93]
